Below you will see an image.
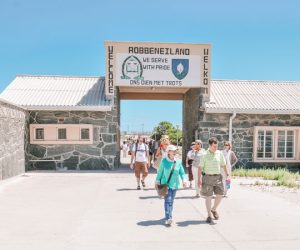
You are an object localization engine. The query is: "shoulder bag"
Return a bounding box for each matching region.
[156,161,176,198]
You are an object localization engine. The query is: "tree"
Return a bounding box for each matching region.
[151,121,182,146]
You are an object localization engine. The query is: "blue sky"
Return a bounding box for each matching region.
[1,0,299,132]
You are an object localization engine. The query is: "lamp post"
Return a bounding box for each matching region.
[176,124,179,147]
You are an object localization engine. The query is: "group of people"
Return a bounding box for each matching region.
[186,139,238,197]
[129,134,238,226]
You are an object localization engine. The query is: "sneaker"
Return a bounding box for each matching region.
[206,216,213,224]
[137,185,141,190]
[195,193,200,198]
[165,219,172,226]
[141,180,146,188]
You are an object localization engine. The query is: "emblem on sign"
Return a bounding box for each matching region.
[121,56,144,80]
[172,59,189,80]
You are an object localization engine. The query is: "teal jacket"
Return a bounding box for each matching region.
[156,158,186,189]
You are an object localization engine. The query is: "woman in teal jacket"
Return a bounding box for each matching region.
[155,145,186,226]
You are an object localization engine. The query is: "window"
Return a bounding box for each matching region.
[35,128,44,140]
[30,124,93,145]
[277,130,294,159]
[254,126,299,162]
[81,128,90,140]
[257,130,273,158]
[57,128,67,140]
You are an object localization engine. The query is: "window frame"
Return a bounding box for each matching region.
[254,126,300,163]
[80,128,90,140]
[57,127,67,140]
[34,128,45,140]
[276,129,296,160]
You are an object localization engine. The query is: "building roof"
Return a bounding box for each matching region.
[0,75,112,111]
[205,80,300,114]
[1,76,300,114]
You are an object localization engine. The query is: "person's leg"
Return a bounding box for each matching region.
[192,167,200,196]
[205,196,213,218]
[135,162,141,188]
[141,163,148,187]
[168,189,177,219]
[164,190,172,220]
[211,175,225,216]
[188,166,193,187]
[212,195,223,212]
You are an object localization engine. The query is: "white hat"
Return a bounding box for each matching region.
[166,145,177,151]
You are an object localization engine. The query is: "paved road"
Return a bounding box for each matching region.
[0,168,299,250]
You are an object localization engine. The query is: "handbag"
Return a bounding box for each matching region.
[156,161,176,198]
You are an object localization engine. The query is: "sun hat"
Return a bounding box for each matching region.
[166,145,177,151]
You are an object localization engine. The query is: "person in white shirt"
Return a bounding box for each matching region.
[121,141,128,158]
[130,136,150,190]
[191,140,206,197]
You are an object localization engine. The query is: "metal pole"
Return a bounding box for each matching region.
[176,124,179,147]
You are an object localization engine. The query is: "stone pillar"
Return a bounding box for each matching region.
[182,88,202,166]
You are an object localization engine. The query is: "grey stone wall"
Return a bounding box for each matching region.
[0,100,27,180]
[196,112,300,171]
[26,91,120,171]
[182,88,202,164]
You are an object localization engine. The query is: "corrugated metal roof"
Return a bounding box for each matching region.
[0,75,112,111]
[206,80,300,114]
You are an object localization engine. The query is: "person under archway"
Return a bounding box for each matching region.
[130,135,150,190]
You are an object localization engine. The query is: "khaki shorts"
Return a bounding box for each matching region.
[201,174,224,197]
[135,162,148,178]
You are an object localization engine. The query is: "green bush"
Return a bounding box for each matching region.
[232,168,300,189]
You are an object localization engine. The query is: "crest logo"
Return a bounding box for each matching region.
[121,56,144,80]
[172,59,189,80]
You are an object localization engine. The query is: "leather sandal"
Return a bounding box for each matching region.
[211,210,219,220]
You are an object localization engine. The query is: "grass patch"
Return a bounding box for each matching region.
[232,168,300,188]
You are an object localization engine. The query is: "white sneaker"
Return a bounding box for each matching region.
[165,219,172,226]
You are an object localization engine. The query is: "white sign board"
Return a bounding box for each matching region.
[105,41,211,96]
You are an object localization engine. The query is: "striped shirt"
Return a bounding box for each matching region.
[199,149,226,175]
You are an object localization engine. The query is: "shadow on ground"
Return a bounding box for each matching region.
[176,220,208,227]
[137,219,165,227]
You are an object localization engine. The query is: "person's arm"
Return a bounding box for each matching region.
[186,154,190,166]
[130,145,135,169]
[231,151,238,167]
[198,156,205,188]
[179,163,187,188]
[155,147,161,158]
[221,153,229,178]
[155,161,164,186]
[198,166,203,188]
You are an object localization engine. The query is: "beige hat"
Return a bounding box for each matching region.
[166,145,177,151]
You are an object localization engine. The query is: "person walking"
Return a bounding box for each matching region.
[155,145,187,226]
[191,140,206,197]
[153,135,170,170]
[121,141,128,158]
[222,141,238,196]
[130,135,150,190]
[198,137,230,224]
[185,142,195,188]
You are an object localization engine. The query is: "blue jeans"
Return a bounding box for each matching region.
[164,188,177,220]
